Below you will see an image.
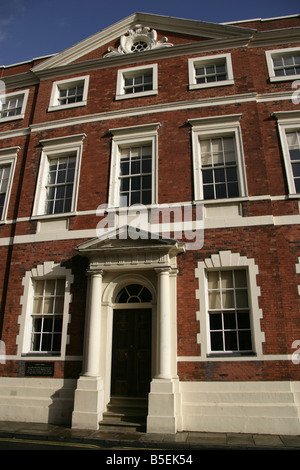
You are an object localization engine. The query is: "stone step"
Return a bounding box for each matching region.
[99,396,148,432]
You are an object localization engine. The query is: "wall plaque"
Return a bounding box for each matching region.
[25,362,55,377]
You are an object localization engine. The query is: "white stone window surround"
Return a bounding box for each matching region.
[48,75,90,111]
[0,146,19,222]
[275,111,300,196]
[188,114,248,202]
[188,53,234,90]
[17,261,74,359]
[108,123,159,207]
[195,250,265,361]
[32,134,86,219]
[266,47,300,82]
[0,89,29,123]
[115,64,158,100]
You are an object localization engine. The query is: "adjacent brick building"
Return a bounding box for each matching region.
[0,12,300,434]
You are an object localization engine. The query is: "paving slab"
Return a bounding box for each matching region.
[227,433,256,447]
[280,435,300,448]
[253,434,284,447]
[186,432,227,447]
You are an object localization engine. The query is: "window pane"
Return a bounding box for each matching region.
[214,168,225,182]
[226,167,238,182]
[43,317,53,332]
[234,270,247,287]
[224,313,236,329]
[142,158,152,173]
[238,330,252,351]
[236,289,249,308]
[295,179,300,193]
[33,297,43,314]
[142,190,151,205]
[195,66,205,76]
[43,297,54,314]
[131,191,140,205]
[31,335,41,351]
[237,311,251,329]
[142,175,152,189]
[216,64,226,73]
[210,331,223,351]
[45,279,55,295]
[208,291,221,309]
[207,271,219,290]
[41,334,52,352]
[292,163,300,177]
[225,331,238,350]
[287,132,298,147]
[131,176,140,190]
[227,182,239,198]
[54,296,64,314]
[34,280,44,296]
[120,161,129,176]
[273,57,283,67]
[52,333,62,352]
[222,290,235,308]
[290,149,300,161]
[120,178,129,192]
[142,145,152,157]
[283,56,294,66]
[124,77,133,86]
[131,159,140,174]
[210,313,222,330]
[215,183,227,198]
[56,279,65,295]
[203,185,214,200]
[202,169,213,184]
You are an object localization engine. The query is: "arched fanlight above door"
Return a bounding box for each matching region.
[115,284,152,303]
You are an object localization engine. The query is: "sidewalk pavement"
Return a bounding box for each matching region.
[0,421,300,450]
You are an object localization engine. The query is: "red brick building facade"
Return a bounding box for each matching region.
[0,12,300,434]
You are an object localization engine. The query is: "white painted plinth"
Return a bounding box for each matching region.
[72,376,104,430]
[147,378,182,434]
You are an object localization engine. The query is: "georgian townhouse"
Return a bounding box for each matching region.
[0,12,300,435]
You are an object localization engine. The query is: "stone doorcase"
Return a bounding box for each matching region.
[71,226,185,433]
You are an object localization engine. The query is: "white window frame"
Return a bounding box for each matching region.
[32,134,85,219]
[265,47,300,82]
[188,53,234,90]
[48,76,89,111]
[188,114,247,202]
[115,64,158,100]
[18,262,74,359]
[275,111,300,195]
[0,89,29,122]
[195,251,265,360]
[0,146,19,221]
[108,123,160,207]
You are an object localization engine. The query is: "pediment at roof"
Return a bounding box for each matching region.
[32,12,255,72]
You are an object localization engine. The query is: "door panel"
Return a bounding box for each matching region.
[111,309,152,397]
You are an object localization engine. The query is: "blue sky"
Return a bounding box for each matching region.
[0,0,299,66]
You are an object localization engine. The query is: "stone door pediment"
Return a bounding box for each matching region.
[77,225,185,270]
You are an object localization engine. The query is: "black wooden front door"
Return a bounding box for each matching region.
[111,309,152,397]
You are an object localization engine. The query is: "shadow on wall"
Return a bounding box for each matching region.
[48,379,77,426]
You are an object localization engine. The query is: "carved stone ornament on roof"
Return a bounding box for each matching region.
[104,24,174,57]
